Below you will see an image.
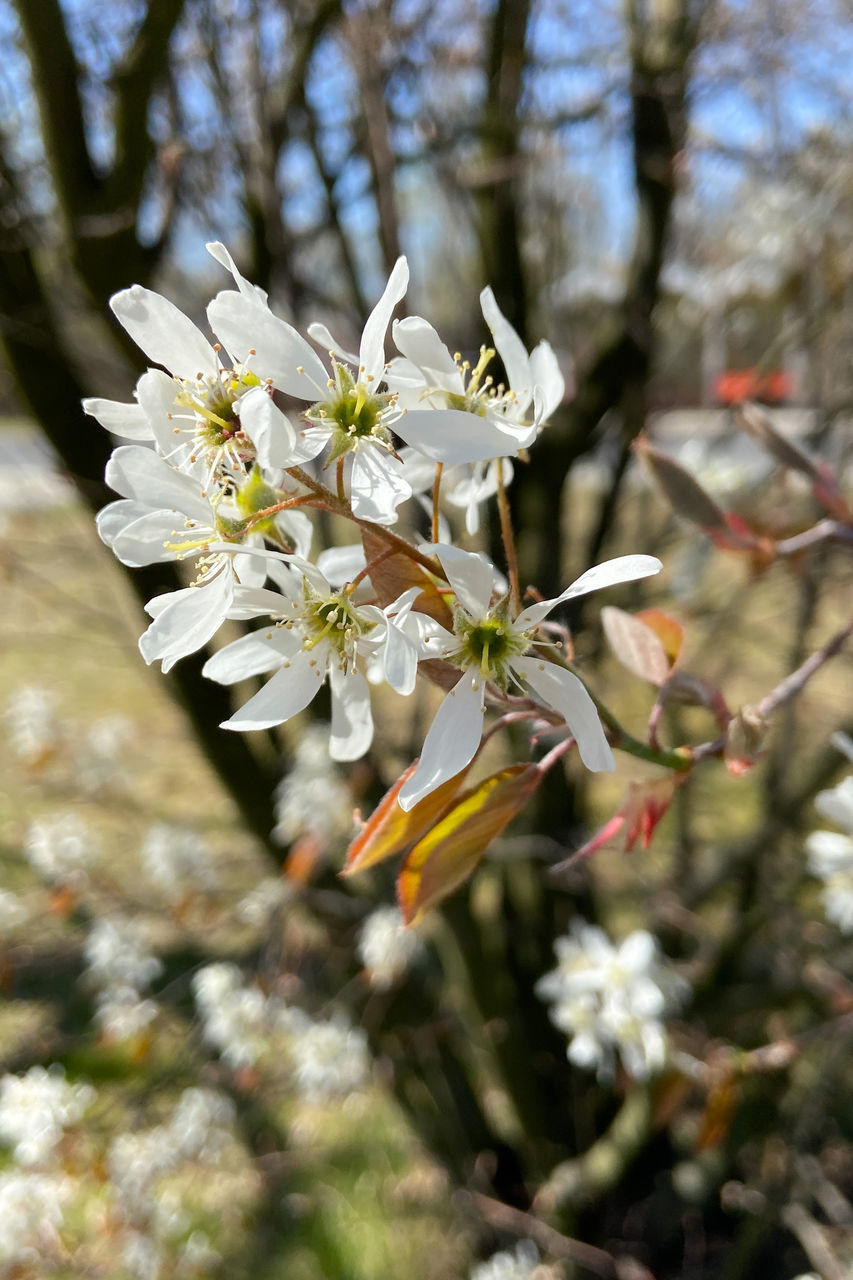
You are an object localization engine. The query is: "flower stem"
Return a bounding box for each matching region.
[432,462,443,543]
[496,458,521,614]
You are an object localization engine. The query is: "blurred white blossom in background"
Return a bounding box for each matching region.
[272,725,352,850]
[536,920,688,1082]
[4,684,61,767]
[25,813,97,887]
[469,1240,543,1280]
[806,774,853,932]
[0,1065,95,1166]
[140,822,218,900]
[357,904,424,989]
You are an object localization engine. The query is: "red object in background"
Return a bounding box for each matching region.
[714,368,792,405]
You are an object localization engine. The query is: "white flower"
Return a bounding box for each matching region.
[387,286,564,467]
[357,906,423,989]
[0,889,26,933]
[85,244,324,482]
[210,252,413,524]
[192,962,289,1068]
[4,684,60,767]
[398,546,662,810]
[806,775,853,932]
[202,557,427,760]
[0,1169,73,1266]
[169,1087,235,1160]
[140,823,217,898]
[0,1066,95,1166]
[469,1240,541,1280]
[289,1014,371,1101]
[536,922,688,1082]
[272,724,352,846]
[94,986,159,1043]
[97,444,303,672]
[236,877,292,927]
[25,813,97,886]
[76,714,133,791]
[83,917,163,993]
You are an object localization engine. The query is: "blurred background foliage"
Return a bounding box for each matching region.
[1,0,853,1277]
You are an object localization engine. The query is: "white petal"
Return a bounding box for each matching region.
[349,448,411,525]
[227,585,298,618]
[479,286,531,404]
[317,544,366,587]
[529,340,565,420]
[515,555,663,629]
[139,572,234,672]
[111,509,186,566]
[307,321,359,366]
[104,445,212,522]
[420,542,495,617]
[110,285,218,381]
[237,387,297,468]
[381,618,418,695]
[398,674,485,811]
[222,650,323,730]
[134,368,185,459]
[511,656,613,772]
[207,291,329,399]
[83,397,151,441]
[205,241,268,302]
[329,665,374,760]
[276,508,313,559]
[359,256,409,383]
[202,628,299,683]
[391,316,462,391]
[815,777,853,832]
[96,499,151,549]
[394,408,526,465]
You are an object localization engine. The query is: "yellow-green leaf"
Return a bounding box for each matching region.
[341,763,469,876]
[397,764,541,923]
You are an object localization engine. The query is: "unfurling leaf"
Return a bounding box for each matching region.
[342,763,468,876]
[635,609,684,668]
[635,438,759,551]
[397,764,541,922]
[552,774,681,871]
[635,438,734,535]
[735,402,819,480]
[724,704,768,777]
[602,606,673,686]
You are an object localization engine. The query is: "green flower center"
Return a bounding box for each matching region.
[307,361,394,459]
[451,609,530,684]
[303,592,367,656]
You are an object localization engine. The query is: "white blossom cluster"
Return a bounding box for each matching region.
[192,961,370,1098]
[0,1065,95,1166]
[140,821,219,900]
[0,1169,74,1270]
[25,811,97,887]
[83,915,163,1042]
[4,685,134,793]
[536,920,689,1082]
[0,1065,93,1272]
[75,713,134,792]
[469,1240,542,1280]
[107,1087,234,1277]
[235,875,292,927]
[85,245,661,807]
[806,774,853,932]
[272,723,352,848]
[357,904,424,989]
[4,684,61,767]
